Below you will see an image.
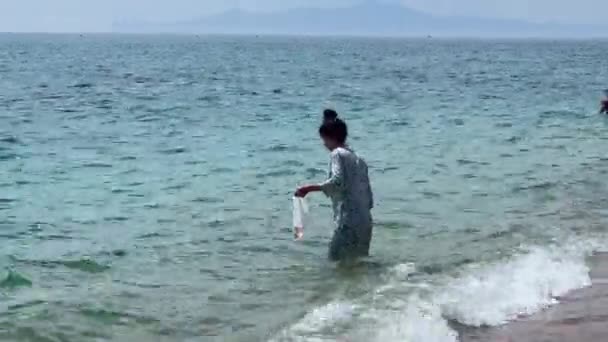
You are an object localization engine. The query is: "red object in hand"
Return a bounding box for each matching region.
[295,184,321,198]
[295,186,309,198]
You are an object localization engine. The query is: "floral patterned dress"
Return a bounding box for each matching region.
[320,147,374,260]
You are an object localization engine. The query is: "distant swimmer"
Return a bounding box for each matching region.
[601,90,608,114]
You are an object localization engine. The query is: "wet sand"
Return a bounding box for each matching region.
[460,252,608,342]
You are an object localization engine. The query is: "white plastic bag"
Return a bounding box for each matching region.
[292,196,309,240]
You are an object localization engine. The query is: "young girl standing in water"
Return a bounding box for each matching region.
[295,118,374,261]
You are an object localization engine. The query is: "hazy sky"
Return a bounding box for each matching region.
[1,0,607,32]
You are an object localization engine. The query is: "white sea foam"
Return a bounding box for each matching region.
[370,297,458,342]
[271,240,598,342]
[439,246,591,327]
[270,301,359,342]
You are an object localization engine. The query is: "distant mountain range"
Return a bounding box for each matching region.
[114,1,608,38]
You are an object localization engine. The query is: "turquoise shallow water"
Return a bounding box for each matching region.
[2,34,608,341]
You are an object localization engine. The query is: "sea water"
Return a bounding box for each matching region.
[1,34,608,341]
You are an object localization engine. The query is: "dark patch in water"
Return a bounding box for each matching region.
[162,183,188,191]
[208,220,225,228]
[71,82,94,89]
[134,114,161,122]
[472,191,489,197]
[284,160,305,167]
[96,99,113,110]
[37,234,74,241]
[0,136,20,144]
[197,95,221,102]
[160,147,187,154]
[0,198,16,204]
[134,76,153,84]
[62,259,109,273]
[211,167,235,174]
[272,88,283,94]
[506,136,522,143]
[513,181,557,193]
[0,270,32,288]
[0,152,19,161]
[256,170,296,178]
[148,106,190,114]
[306,168,326,177]
[67,114,89,121]
[418,263,446,275]
[539,109,577,118]
[457,159,484,166]
[185,160,206,165]
[479,94,505,100]
[39,93,68,100]
[28,222,55,231]
[57,108,79,113]
[0,219,17,227]
[193,197,224,204]
[119,168,138,175]
[137,232,166,239]
[82,162,113,168]
[390,120,409,127]
[254,113,273,122]
[19,258,109,273]
[463,227,481,234]
[8,299,46,311]
[419,258,475,275]
[0,233,21,238]
[111,188,132,194]
[262,144,304,153]
[104,216,129,222]
[79,308,157,325]
[135,95,157,101]
[375,220,414,230]
[112,250,127,257]
[379,166,400,173]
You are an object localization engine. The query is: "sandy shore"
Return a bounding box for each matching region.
[459,252,608,342]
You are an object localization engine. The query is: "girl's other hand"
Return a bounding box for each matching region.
[295,184,321,197]
[295,186,308,198]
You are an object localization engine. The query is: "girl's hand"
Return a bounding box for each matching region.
[295,184,321,197]
[295,186,309,198]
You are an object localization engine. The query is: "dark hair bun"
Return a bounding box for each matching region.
[319,118,348,144]
[323,109,339,121]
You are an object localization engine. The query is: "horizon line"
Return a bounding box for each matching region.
[1,31,608,40]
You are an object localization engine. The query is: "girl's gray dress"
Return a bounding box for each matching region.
[320,147,374,261]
